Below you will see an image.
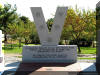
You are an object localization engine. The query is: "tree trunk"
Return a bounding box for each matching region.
[92,41,95,48]
[25,38,28,45]
[77,45,81,54]
[65,40,67,45]
[76,40,81,54]
[4,32,7,43]
[11,39,13,49]
[19,39,21,48]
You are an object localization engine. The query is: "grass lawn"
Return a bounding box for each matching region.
[3,43,39,54]
[3,47,22,54]
[78,57,96,60]
[3,43,96,54]
[80,47,96,54]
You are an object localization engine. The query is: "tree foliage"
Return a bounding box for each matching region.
[0,4,17,42]
[62,7,96,53]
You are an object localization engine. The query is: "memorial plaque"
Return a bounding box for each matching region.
[58,12,64,16]
[36,12,41,18]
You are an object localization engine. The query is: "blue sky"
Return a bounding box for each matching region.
[0,0,99,21]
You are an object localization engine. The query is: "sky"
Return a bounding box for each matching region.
[0,0,100,21]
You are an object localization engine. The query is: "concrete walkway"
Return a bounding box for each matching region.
[78,54,96,58]
[0,63,4,75]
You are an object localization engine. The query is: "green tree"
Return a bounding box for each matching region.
[0,4,17,42]
[29,22,40,44]
[46,18,54,31]
[8,19,24,48]
[82,9,96,47]
[7,23,18,48]
[19,16,32,44]
[63,7,96,53]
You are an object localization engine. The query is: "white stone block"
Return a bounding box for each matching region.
[22,45,77,63]
[0,30,3,63]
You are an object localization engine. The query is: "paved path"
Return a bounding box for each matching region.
[0,63,4,75]
[78,54,96,58]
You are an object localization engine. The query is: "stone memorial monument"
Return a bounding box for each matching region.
[0,30,3,63]
[96,2,100,73]
[22,7,77,63]
[96,1,100,64]
[0,30,4,75]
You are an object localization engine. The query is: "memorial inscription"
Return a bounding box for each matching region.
[23,45,77,63]
[27,46,74,52]
[30,46,72,58]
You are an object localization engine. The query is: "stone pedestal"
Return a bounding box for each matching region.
[22,45,77,63]
[0,30,3,63]
[15,63,97,75]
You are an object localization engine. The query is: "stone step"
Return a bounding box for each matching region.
[2,62,99,75]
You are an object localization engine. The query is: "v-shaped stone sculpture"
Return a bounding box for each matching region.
[22,7,77,63]
[31,7,68,46]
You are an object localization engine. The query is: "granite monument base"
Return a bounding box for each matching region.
[15,63,97,75]
[22,45,77,63]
